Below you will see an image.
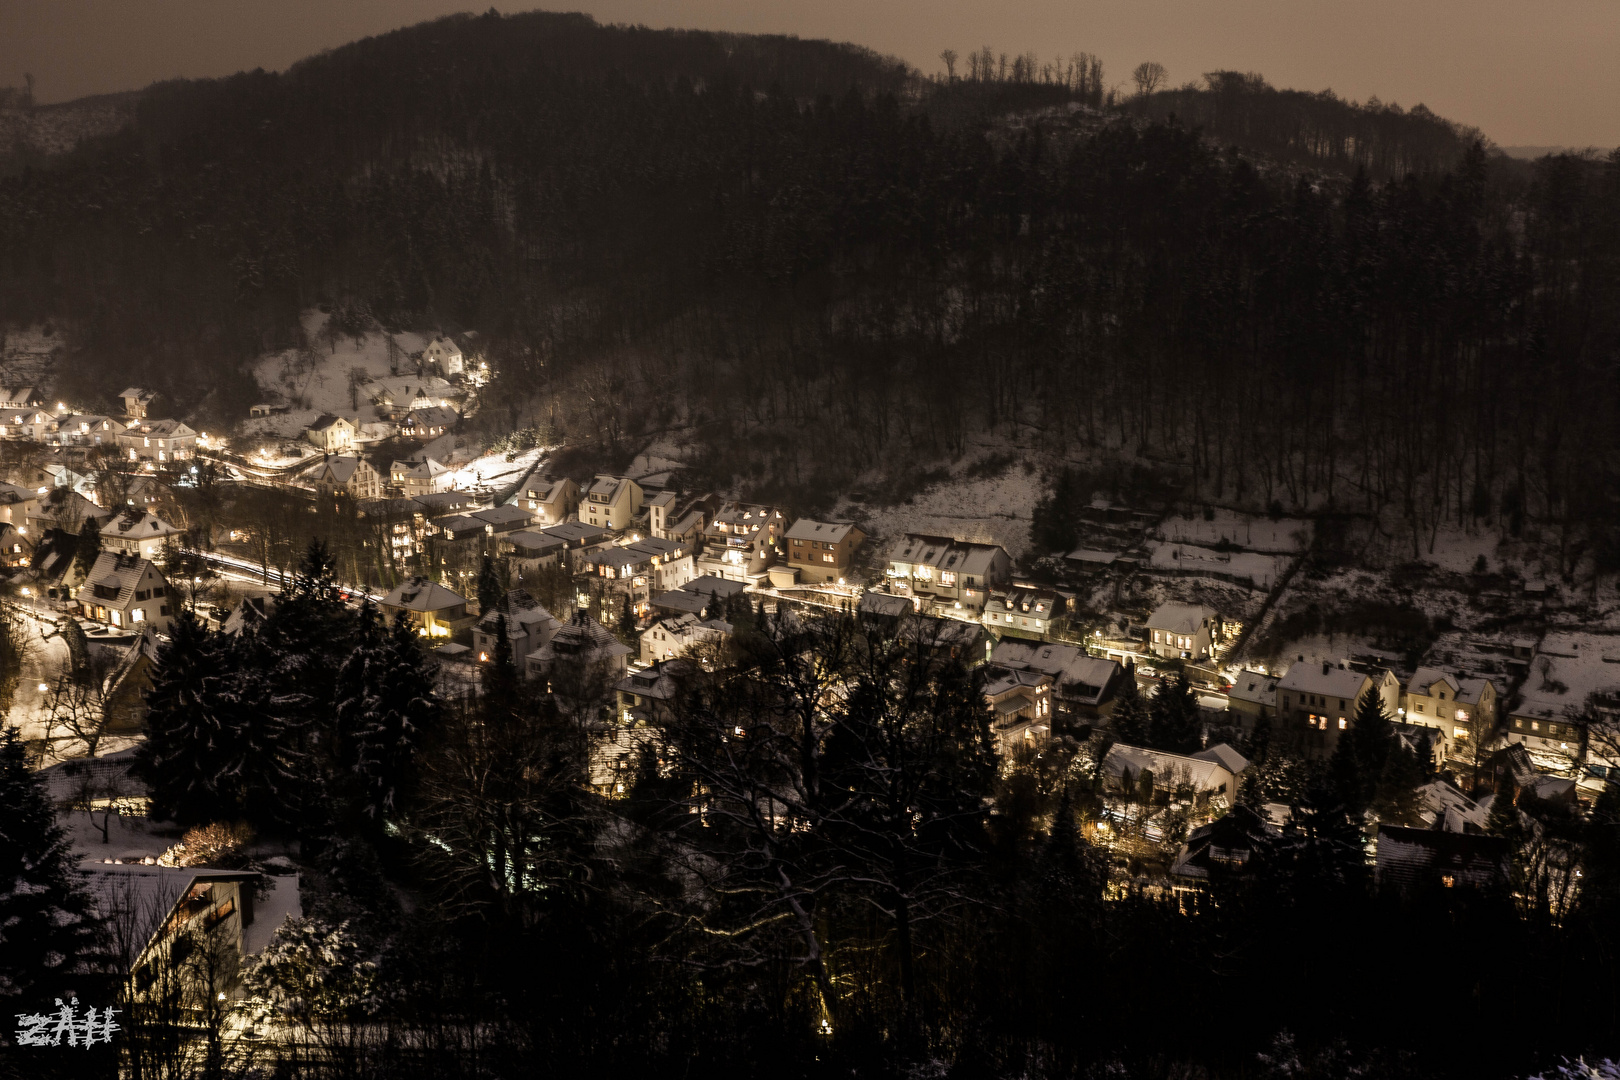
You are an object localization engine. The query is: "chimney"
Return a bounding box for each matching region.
[1322,661,1331,676]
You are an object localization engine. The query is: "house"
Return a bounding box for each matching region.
[587,537,695,609]
[471,504,534,536]
[79,862,280,1006]
[1374,825,1510,895]
[539,520,617,571]
[653,574,748,617]
[885,533,1012,615]
[580,475,644,531]
[784,518,866,584]
[473,592,561,663]
[101,509,181,560]
[304,414,356,453]
[75,551,174,633]
[1145,602,1221,661]
[411,490,477,516]
[696,502,788,585]
[983,667,1055,752]
[390,457,454,497]
[53,414,126,447]
[640,611,732,664]
[116,419,198,464]
[895,611,992,668]
[983,584,1065,640]
[858,590,915,624]
[1403,667,1497,755]
[423,335,464,377]
[119,387,158,419]
[310,454,384,501]
[0,385,47,410]
[379,577,471,638]
[1226,670,1279,725]
[524,610,633,682]
[0,407,56,439]
[505,530,567,578]
[1171,805,1279,884]
[989,639,1122,725]
[649,492,712,548]
[26,487,112,535]
[249,401,288,418]
[1101,743,1249,812]
[515,477,579,526]
[596,659,703,793]
[645,490,678,537]
[1506,632,1620,774]
[400,406,459,441]
[369,376,455,420]
[1276,660,1401,756]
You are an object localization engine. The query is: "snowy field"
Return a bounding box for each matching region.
[1146,541,1285,588]
[444,446,548,494]
[835,459,1044,559]
[1155,512,1312,553]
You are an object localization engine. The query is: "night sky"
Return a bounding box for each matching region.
[3,0,1617,149]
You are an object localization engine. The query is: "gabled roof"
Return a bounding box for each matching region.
[308,414,353,432]
[1276,661,1370,700]
[315,455,362,484]
[1102,742,1246,791]
[506,530,566,554]
[100,509,179,540]
[79,862,259,962]
[1228,670,1279,707]
[1191,743,1249,773]
[527,613,632,664]
[381,576,466,613]
[785,518,861,544]
[118,387,156,401]
[1408,666,1462,697]
[137,419,196,438]
[1146,602,1217,635]
[83,551,163,610]
[859,591,913,619]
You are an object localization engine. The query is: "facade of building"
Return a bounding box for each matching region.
[311,455,384,501]
[783,518,866,584]
[379,577,471,637]
[76,552,173,633]
[885,534,1012,615]
[983,584,1065,640]
[119,387,157,419]
[117,419,198,464]
[580,475,644,531]
[101,509,180,561]
[1403,667,1497,753]
[1145,602,1221,660]
[1276,661,1401,756]
[304,414,356,453]
[390,457,454,497]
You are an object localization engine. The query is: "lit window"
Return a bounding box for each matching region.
[1338,717,1346,729]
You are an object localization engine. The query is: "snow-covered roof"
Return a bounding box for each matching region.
[1276,661,1369,701]
[78,862,258,961]
[1513,632,1620,721]
[785,518,861,544]
[1227,670,1278,708]
[83,551,164,611]
[381,576,466,613]
[506,530,565,554]
[100,509,178,540]
[1146,602,1217,635]
[1407,666,1462,697]
[1101,742,1246,792]
[1191,743,1249,773]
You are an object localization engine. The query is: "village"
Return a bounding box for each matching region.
[4,321,1620,1047]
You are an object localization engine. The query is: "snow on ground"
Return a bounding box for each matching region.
[246,311,429,422]
[1155,512,1312,553]
[442,446,548,494]
[1146,541,1285,588]
[0,324,63,391]
[835,462,1043,559]
[1416,524,1513,575]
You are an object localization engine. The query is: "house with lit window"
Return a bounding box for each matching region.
[52,414,126,447]
[1226,669,1279,725]
[640,611,732,664]
[101,509,181,561]
[75,551,174,633]
[983,584,1065,641]
[311,454,384,501]
[580,475,644,532]
[504,530,566,578]
[401,406,459,441]
[369,376,456,421]
[119,387,157,419]
[587,537,695,609]
[989,638,1122,726]
[538,520,617,572]
[304,414,356,454]
[1276,660,1401,756]
[524,610,633,683]
[423,335,465,377]
[695,503,787,585]
[0,407,56,439]
[984,667,1054,752]
[1145,602,1221,660]
[116,419,198,464]
[1,386,46,410]
[1403,667,1497,755]
[885,534,1011,616]
[390,457,454,497]
[1101,743,1248,817]
[1506,632,1620,775]
[379,577,471,638]
[514,477,579,526]
[649,491,713,548]
[473,592,561,662]
[784,518,866,584]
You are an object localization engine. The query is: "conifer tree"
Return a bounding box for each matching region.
[476,552,504,614]
[72,515,102,578]
[135,611,240,826]
[335,605,443,827]
[0,726,105,1008]
[1148,671,1202,753]
[1110,661,1150,745]
[1329,692,1394,817]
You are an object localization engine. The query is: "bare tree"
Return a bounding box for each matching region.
[939,49,958,81]
[1132,61,1168,97]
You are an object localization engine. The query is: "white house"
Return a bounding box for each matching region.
[119,387,157,419]
[423,335,464,376]
[304,414,356,453]
[1145,602,1221,660]
[1277,661,1401,756]
[76,552,174,633]
[885,533,1011,615]
[580,475,643,532]
[101,509,181,560]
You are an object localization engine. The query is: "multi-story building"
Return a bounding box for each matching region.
[311,455,385,501]
[885,534,1011,615]
[1276,660,1401,756]
[580,475,643,531]
[304,414,356,453]
[1145,602,1222,661]
[983,584,1065,641]
[1403,667,1498,756]
[588,536,696,610]
[116,419,198,465]
[783,518,866,584]
[514,477,579,526]
[100,509,181,561]
[75,551,174,633]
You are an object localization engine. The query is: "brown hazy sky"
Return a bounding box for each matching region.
[3,1,1616,148]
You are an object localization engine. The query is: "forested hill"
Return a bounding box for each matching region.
[2,9,1617,556]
